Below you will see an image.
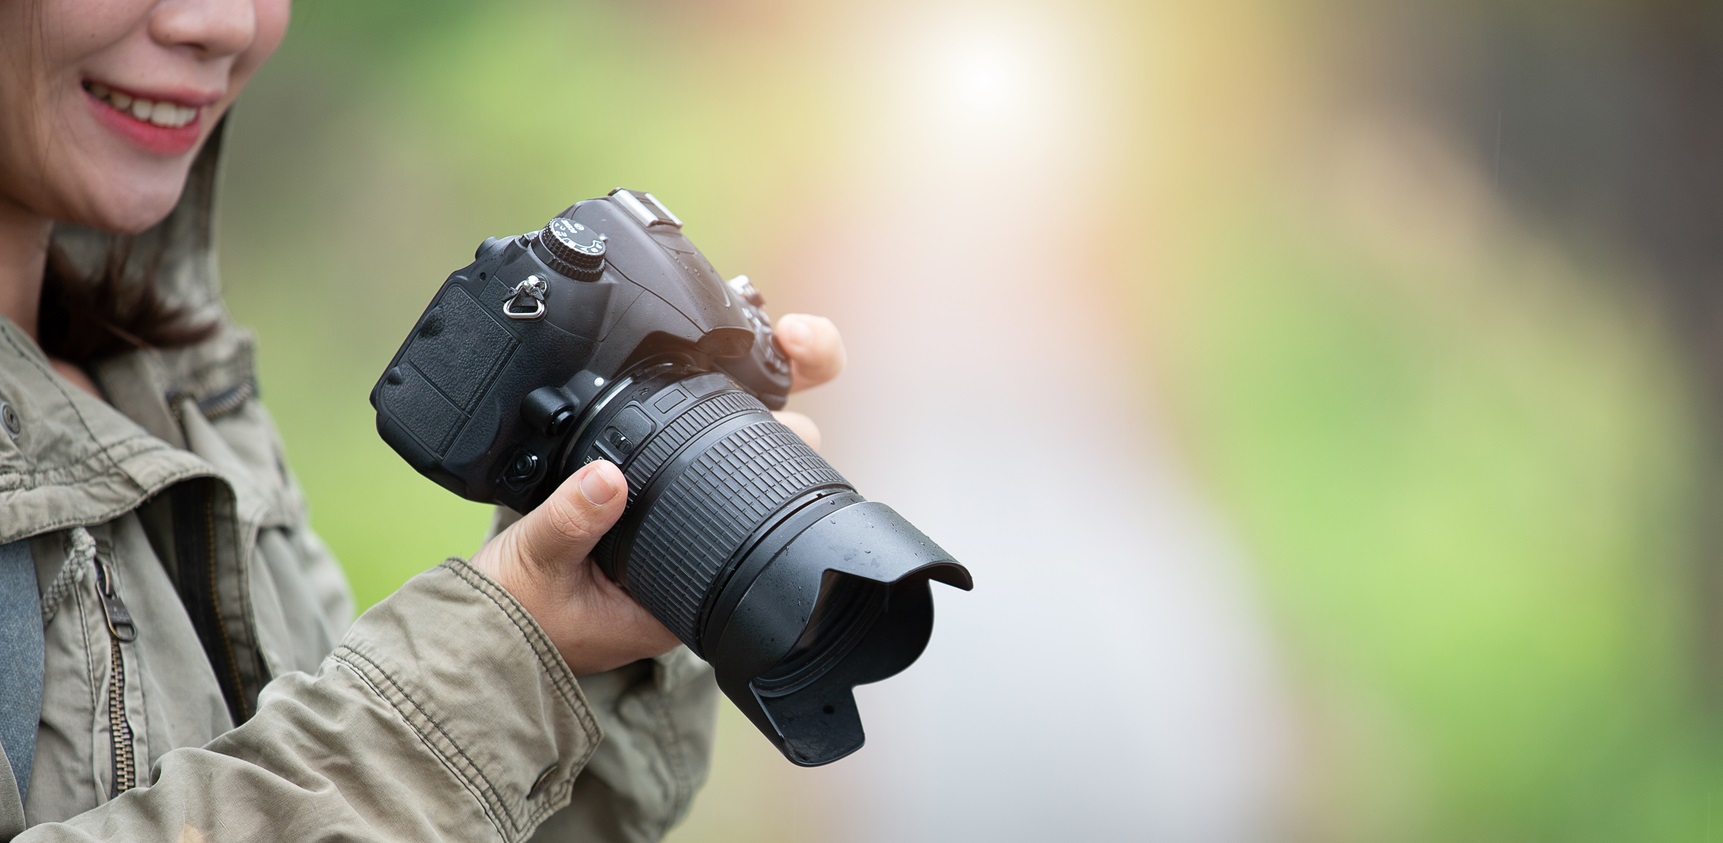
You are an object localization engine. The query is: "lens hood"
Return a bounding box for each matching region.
[706,498,973,766]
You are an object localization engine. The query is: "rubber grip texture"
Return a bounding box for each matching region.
[600,389,850,650]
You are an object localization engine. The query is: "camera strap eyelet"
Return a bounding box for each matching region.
[504,275,548,320]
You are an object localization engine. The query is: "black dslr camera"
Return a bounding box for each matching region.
[371,189,971,766]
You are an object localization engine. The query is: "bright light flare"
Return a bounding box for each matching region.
[840,5,1116,186]
[944,42,1026,115]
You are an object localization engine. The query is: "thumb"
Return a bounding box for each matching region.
[509,460,627,577]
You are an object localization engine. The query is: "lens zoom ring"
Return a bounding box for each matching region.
[622,391,761,507]
[592,390,761,566]
[625,421,849,648]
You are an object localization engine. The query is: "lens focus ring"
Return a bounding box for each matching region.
[593,384,849,652]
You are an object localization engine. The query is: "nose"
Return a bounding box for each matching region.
[149,0,258,59]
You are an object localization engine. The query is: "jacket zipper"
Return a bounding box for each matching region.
[91,555,139,797]
[193,381,255,421]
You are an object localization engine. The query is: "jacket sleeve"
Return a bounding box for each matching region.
[485,508,720,843]
[15,559,612,843]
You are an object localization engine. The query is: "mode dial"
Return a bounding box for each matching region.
[535,217,607,281]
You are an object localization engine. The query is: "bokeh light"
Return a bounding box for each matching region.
[216,1,1718,840]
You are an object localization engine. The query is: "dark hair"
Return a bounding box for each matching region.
[37,237,218,363]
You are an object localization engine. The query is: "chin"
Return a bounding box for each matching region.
[82,183,188,235]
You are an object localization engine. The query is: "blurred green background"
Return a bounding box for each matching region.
[216,0,1718,840]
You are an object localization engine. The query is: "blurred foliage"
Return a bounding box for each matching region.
[216,0,1717,840]
[1134,2,1719,839]
[1148,197,1712,840]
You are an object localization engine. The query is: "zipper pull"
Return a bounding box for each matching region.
[91,557,137,643]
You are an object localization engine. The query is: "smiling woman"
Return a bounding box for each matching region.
[0,0,287,374]
[0,0,848,839]
[0,0,285,233]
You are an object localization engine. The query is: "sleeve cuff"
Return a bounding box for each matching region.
[330,558,600,841]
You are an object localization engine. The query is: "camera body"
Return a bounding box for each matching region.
[372,189,790,513]
[373,189,971,767]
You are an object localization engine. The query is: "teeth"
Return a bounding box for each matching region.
[148,101,177,126]
[85,81,197,128]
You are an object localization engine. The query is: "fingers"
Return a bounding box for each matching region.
[774,313,846,393]
[772,410,821,451]
[770,313,840,449]
[468,460,681,676]
[509,460,627,578]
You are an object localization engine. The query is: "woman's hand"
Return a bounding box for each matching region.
[469,313,847,676]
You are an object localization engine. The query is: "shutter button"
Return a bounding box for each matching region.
[1,402,20,440]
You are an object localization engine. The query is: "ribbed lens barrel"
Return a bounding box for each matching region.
[572,364,850,652]
[565,361,972,766]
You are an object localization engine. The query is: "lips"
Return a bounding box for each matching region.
[81,79,213,156]
[86,81,198,128]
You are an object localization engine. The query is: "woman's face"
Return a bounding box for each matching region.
[0,0,290,234]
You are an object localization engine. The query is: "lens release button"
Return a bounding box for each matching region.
[523,386,579,436]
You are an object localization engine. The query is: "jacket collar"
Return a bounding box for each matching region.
[0,120,252,544]
[0,317,215,545]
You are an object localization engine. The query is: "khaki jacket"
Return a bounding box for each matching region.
[0,128,716,841]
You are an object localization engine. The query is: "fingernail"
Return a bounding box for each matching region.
[776,315,809,349]
[579,463,619,505]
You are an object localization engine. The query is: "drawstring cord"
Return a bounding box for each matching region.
[40,526,96,625]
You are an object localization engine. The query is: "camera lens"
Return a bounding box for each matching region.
[563,362,971,765]
[371,192,975,767]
